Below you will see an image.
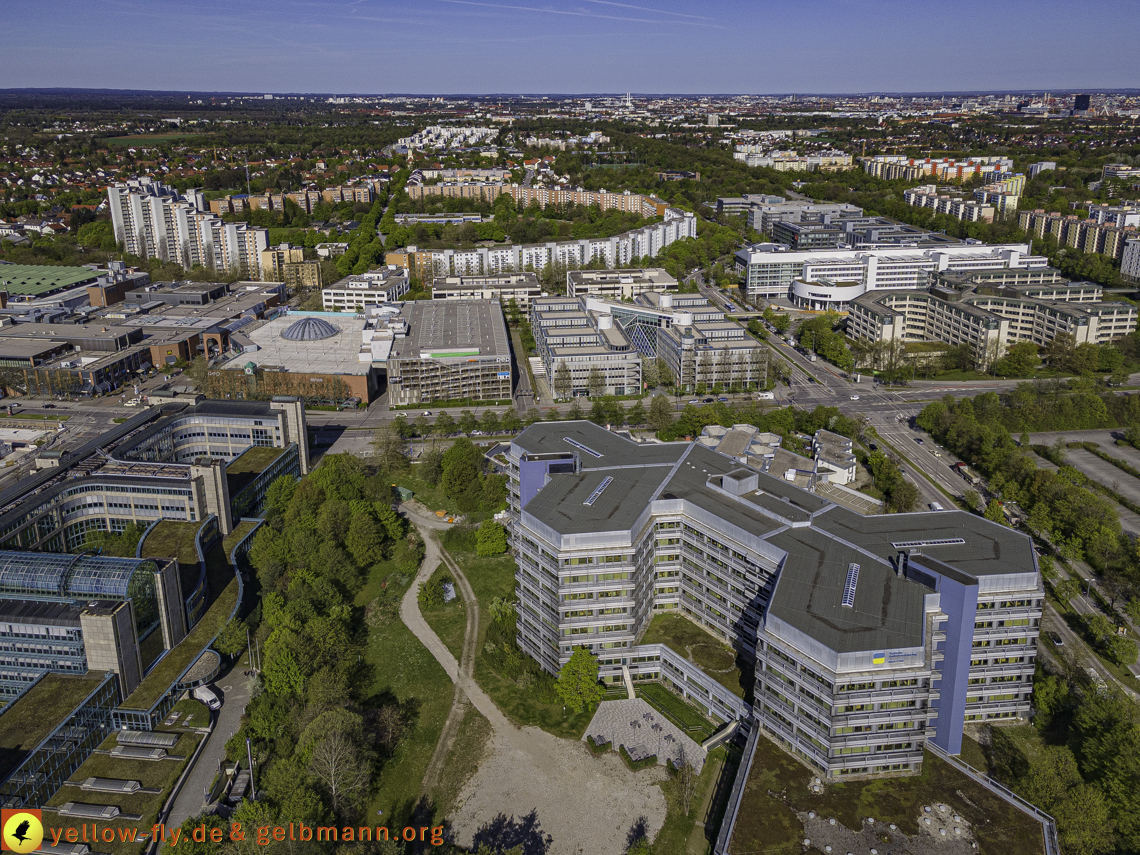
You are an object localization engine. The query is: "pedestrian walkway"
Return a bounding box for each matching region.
[584,698,705,774]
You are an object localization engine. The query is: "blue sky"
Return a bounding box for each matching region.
[2,0,1137,94]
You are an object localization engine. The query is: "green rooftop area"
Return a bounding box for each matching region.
[728,735,1045,855]
[639,613,751,699]
[140,520,202,595]
[45,729,202,855]
[123,571,238,711]
[0,672,107,779]
[226,445,285,496]
[222,518,260,557]
[0,263,100,296]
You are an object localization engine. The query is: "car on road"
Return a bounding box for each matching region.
[850,395,859,400]
[194,685,221,710]
[422,411,433,416]
[702,398,714,404]
[915,438,924,444]
[717,396,728,402]
[688,399,700,405]
[42,404,56,409]
[1049,631,1064,647]
[471,430,484,436]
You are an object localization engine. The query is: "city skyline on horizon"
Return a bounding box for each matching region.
[1,0,1137,95]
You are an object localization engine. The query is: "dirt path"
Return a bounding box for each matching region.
[399,502,668,855]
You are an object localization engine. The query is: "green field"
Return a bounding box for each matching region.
[103,133,196,146]
[640,613,750,699]
[421,563,467,662]
[0,673,107,779]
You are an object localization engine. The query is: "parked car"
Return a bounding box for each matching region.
[194,685,221,710]
[422,411,433,416]
[42,404,56,409]
[1049,632,1064,647]
[850,395,860,400]
[717,396,728,403]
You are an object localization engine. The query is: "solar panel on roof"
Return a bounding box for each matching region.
[889,538,966,549]
[563,437,603,458]
[841,563,860,608]
[583,476,613,506]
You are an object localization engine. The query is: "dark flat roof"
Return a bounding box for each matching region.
[514,421,687,470]
[525,465,671,535]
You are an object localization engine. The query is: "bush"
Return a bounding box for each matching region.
[441,525,478,553]
[417,573,452,608]
[619,744,658,772]
[586,735,610,755]
[476,520,508,556]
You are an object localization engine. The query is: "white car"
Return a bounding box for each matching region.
[850,395,860,400]
[422,411,433,416]
[193,685,221,710]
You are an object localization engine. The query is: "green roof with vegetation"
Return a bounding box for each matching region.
[222,518,260,557]
[0,672,108,779]
[0,263,101,296]
[226,446,285,496]
[140,520,202,566]
[122,574,238,711]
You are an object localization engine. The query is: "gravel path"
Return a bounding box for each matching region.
[399,502,668,855]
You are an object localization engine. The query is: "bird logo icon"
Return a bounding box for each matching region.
[1,810,43,853]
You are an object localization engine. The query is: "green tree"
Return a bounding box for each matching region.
[345,512,384,566]
[588,366,605,397]
[476,520,508,556]
[415,414,432,439]
[627,400,646,426]
[457,409,478,435]
[984,499,1007,526]
[434,411,457,436]
[213,618,248,657]
[556,646,604,713]
[500,408,522,433]
[648,395,673,432]
[480,409,500,434]
[554,361,573,399]
[391,414,412,439]
[524,407,542,426]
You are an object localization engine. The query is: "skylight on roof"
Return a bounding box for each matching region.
[890,538,966,549]
[564,437,603,458]
[584,476,614,506]
[841,563,860,608]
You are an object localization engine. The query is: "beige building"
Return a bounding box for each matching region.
[847,268,1138,367]
[431,272,543,308]
[1018,209,1139,261]
[261,244,322,291]
[566,268,676,300]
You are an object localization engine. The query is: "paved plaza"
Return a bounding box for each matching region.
[583,698,706,774]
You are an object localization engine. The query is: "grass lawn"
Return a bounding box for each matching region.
[639,614,750,699]
[359,559,453,828]
[222,518,260,557]
[728,734,1045,855]
[430,704,493,818]
[168,697,210,729]
[448,547,594,739]
[651,746,736,855]
[43,730,202,855]
[0,673,107,779]
[421,563,466,662]
[637,682,717,741]
[6,412,69,421]
[398,471,454,515]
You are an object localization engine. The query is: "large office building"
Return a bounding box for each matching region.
[384,300,513,406]
[507,421,1041,778]
[847,268,1138,367]
[736,242,1047,305]
[107,179,269,277]
[531,291,765,396]
[0,551,186,700]
[386,208,697,280]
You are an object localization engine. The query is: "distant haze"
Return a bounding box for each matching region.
[2,0,1137,94]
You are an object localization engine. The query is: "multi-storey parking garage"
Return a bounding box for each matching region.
[506,422,1041,778]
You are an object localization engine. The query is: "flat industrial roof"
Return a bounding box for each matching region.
[218,313,371,376]
[392,300,510,359]
[0,264,101,296]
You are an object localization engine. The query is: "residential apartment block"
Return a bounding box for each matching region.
[1123,238,1140,284]
[321,267,410,311]
[731,150,853,171]
[260,243,322,291]
[736,242,1045,305]
[405,183,672,219]
[860,155,1013,182]
[847,268,1138,367]
[973,174,1024,219]
[385,207,697,279]
[1017,209,1139,261]
[506,421,1041,777]
[431,272,543,309]
[107,180,268,277]
[903,186,995,223]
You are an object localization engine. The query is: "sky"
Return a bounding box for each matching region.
[2,0,1138,95]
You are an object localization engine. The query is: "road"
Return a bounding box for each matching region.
[166,658,255,828]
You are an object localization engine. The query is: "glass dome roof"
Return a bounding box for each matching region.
[281,317,340,341]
